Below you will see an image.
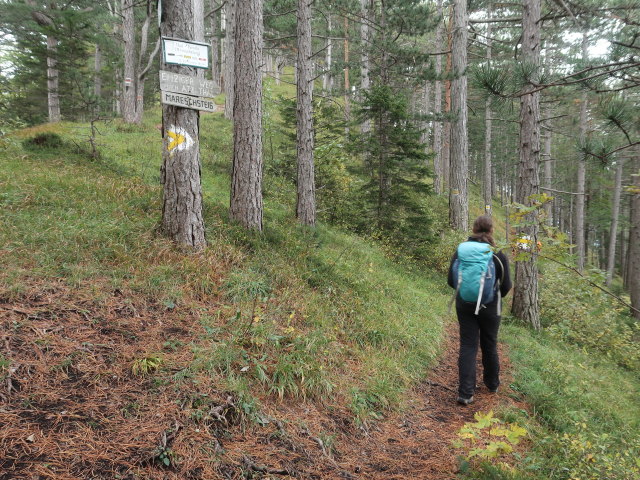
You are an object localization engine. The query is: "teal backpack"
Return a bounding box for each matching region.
[449,241,503,315]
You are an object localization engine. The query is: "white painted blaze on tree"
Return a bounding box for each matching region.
[166,125,194,152]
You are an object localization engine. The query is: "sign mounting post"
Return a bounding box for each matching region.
[158,4,209,249]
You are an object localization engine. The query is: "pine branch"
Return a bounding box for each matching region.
[204,1,226,19]
[516,61,640,97]
[540,187,586,195]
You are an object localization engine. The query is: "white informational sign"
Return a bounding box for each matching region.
[162,37,209,69]
[161,91,217,112]
[160,70,219,97]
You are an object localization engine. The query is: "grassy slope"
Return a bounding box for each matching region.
[2,109,449,423]
[1,100,639,478]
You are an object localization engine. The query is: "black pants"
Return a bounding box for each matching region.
[456,299,501,398]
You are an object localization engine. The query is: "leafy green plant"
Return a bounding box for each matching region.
[0,354,10,379]
[540,262,640,370]
[547,423,640,480]
[131,353,163,376]
[454,411,527,463]
[155,447,176,468]
[498,324,640,480]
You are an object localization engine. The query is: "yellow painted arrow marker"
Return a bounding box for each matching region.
[167,130,186,152]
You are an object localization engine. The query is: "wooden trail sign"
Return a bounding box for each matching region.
[161,91,217,112]
[159,70,219,97]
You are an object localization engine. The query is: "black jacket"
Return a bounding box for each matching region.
[447,237,512,299]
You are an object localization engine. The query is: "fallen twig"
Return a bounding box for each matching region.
[242,454,293,476]
[426,380,457,394]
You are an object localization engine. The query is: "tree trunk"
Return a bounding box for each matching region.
[27,1,60,122]
[108,0,121,115]
[344,16,350,133]
[483,5,492,215]
[512,0,541,330]
[159,0,206,249]
[210,0,221,85]
[114,68,122,115]
[442,9,453,194]
[121,0,156,124]
[542,116,553,225]
[122,0,137,123]
[44,34,61,122]
[323,16,333,91]
[275,56,284,85]
[224,0,236,120]
[628,149,640,319]
[360,0,371,134]
[230,0,263,230]
[606,158,624,286]
[621,199,629,288]
[432,0,444,194]
[448,0,468,231]
[94,44,102,102]
[296,0,316,226]
[575,32,589,271]
[421,81,432,149]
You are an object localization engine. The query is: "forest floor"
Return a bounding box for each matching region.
[0,280,526,480]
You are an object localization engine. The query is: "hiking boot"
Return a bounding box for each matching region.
[456,395,474,406]
[488,387,498,393]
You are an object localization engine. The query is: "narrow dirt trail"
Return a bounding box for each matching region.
[219,321,522,480]
[337,323,517,479]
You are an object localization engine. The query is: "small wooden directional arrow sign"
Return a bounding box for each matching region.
[161,91,217,112]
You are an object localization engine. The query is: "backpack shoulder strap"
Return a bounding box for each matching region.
[493,253,505,284]
[492,253,504,316]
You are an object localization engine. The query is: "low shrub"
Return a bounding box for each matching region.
[22,132,64,150]
[540,262,640,371]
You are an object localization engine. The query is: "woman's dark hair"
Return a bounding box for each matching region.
[471,215,495,246]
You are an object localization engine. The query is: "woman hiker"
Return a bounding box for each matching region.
[447,215,512,405]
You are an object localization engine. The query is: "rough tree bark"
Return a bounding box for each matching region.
[122,0,137,122]
[448,0,468,231]
[296,0,316,226]
[122,0,158,124]
[575,32,589,271]
[542,113,553,225]
[323,15,333,91]
[344,16,350,132]
[46,35,61,122]
[94,44,102,100]
[360,0,371,134]
[210,0,221,85]
[432,0,444,194]
[442,8,453,194]
[230,0,263,230]
[159,0,206,249]
[628,149,640,319]
[512,0,541,330]
[483,5,492,215]
[621,200,629,288]
[606,158,624,287]
[106,0,122,115]
[224,0,236,120]
[28,2,61,122]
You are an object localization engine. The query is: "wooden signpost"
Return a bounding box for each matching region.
[159,39,219,113]
[158,3,211,249]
